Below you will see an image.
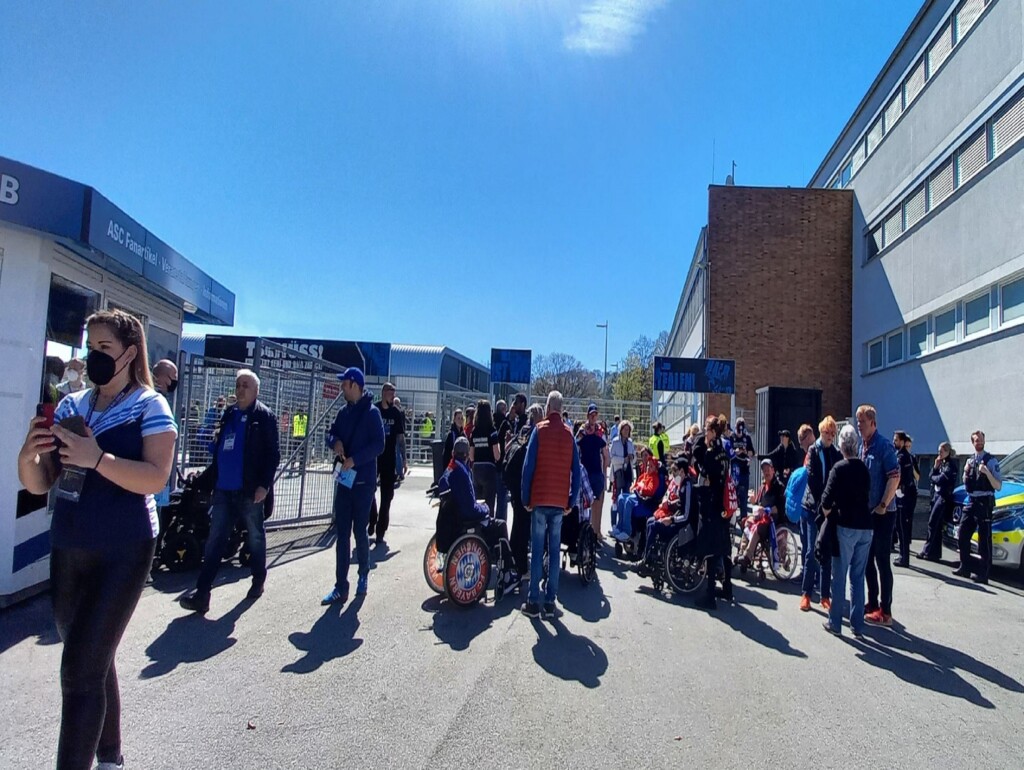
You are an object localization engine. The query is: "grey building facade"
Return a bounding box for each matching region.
[810,0,1024,455]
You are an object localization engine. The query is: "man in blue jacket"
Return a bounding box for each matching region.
[322,368,385,605]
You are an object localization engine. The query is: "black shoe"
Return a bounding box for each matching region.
[246,582,265,600]
[375,538,387,549]
[179,591,210,614]
[543,602,560,618]
[893,558,910,568]
[972,575,989,585]
[716,586,734,602]
[695,595,717,611]
[522,602,541,618]
[951,567,971,577]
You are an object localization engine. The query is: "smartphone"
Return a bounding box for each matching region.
[36,403,55,429]
[59,415,89,437]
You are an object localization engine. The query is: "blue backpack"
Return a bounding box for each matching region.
[785,466,809,524]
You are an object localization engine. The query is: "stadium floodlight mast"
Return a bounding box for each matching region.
[596,321,608,397]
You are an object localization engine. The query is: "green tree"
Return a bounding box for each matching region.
[612,331,668,401]
[531,352,600,398]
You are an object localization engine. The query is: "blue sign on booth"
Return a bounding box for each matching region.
[654,356,735,394]
[490,348,532,384]
[0,157,87,241]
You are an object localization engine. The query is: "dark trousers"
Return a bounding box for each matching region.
[896,491,917,562]
[736,477,750,519]
[51,541,155,770]
[697,488,732,599]
[510,499,530,575]
[922,495,950,560]
[196,490,267,595]
[368,463,397,539]
[334,480,376,593]
[959,497,994,580]
[865,511,896,614]
[473,462,498,516]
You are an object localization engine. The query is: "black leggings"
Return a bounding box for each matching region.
[51,541,155,770]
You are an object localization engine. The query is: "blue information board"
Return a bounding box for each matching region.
[490,348,532,384]
[654,356,735,394]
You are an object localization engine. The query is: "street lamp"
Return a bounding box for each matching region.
[596,321,608,397]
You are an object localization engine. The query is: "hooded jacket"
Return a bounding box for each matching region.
[326,392,386,484]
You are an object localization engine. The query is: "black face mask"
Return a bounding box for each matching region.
[86,348,128,387]
[166,380,179,394]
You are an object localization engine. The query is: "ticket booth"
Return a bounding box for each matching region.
[0,156,235,606]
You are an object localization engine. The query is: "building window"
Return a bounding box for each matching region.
[964,292,991,337]
[904,60,926,107]
[886,331,904,365]
[883,208,904,247]
[903,185,927,230]
[841,161,853,187]
[908,321,928,358]
[992,90,1024,158]
[927,21,954,76]
[867,117,885,154]
[1002,276,1024,324]
[955,0,985,41]
[867,227,883,259]
[868,339,884,372]
[956,128,988,186]
[884,92,904,133]
[934,308,957,348]
[851,140,868,176]
[928,157,955,210]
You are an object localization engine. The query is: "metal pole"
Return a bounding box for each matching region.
[597,322,608,397]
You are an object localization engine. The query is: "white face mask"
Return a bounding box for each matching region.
[674,474,683,486]
[66,370,81,383]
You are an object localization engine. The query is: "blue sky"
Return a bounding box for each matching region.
[1,0,922,371]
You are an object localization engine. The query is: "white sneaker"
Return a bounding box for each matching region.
[96,762,124,770]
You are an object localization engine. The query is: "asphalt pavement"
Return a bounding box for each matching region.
[2,471,1023,769]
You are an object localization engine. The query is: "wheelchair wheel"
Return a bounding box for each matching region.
[770,526,800,581]
[423,535,445,594]
[664,533,706,595]
[444,534,492,607]
[578,527,597,585]
[160,532,202,573]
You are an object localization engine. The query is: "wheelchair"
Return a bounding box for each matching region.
[422,489,515,607]
[733,516,801,582]
[541,505,599,587]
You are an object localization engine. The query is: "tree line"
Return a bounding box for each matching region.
[530,331,668,401]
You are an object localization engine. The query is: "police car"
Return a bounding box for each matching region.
[944,443,1024,572]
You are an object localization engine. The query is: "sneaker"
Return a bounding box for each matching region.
[522,602,541,618]
[179,591,209,614]
[799,595,811,612]
[822,621,840,636]
[893,558,909,568]
[715,585,734,602]
[612,530,630,543]
[951,567,971,577]
[502,571,520,593]
[543,602,560,618]
[96,761,124,770]
[972,575,989,585]
[821,597,832,611]
[864,609,885,624]
[356,576,368,596]
[865,611,892,627]
[852,628,865,640]
[375,538,387,549]
[246,582,265,601]
[321,588,347,606]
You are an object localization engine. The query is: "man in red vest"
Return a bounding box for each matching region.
[520,390,581,619]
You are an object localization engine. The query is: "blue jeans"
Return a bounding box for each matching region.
[829,526,873,634]
[614,493,638,536]
[528,506,564,605]
[334,480,376,594]
[196,489,267,595]
[800,516,832,599]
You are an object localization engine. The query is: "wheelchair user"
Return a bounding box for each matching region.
[637,456,694,569]
[438,437,520,592]
[612,447,666,542]
[738,458,787,566]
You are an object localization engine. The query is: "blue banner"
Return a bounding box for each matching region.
[490,348,532,384]
[0,157,87,241]
[654,356,735,394]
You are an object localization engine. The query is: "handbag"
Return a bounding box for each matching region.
[814,512,838,563]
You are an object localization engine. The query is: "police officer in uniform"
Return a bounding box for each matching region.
[892,431,918,568]
[953,430,1002,584]
[693,415,733,610]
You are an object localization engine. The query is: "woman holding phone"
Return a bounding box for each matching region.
[17,309,176,770]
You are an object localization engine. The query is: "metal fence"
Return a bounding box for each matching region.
[176,340,347,528]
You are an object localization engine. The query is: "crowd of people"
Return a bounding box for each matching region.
[15,320,1008,768]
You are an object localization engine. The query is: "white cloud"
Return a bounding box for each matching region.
[564,0,669,56]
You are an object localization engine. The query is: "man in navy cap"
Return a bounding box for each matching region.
[322,368,385,605]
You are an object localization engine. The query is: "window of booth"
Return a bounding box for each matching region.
[147,324,179,368]
[42,274,100,403]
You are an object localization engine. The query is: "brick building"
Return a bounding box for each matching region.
[660,184,853,442]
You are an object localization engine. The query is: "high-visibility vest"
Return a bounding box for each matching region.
[649,432,670,459]
[292,413,308,438]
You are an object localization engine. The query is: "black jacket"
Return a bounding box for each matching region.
[767,442,801,480]
[200,399,281,497]
[930,457,959,501]
[802,440,843,514]
[821,458,872,530]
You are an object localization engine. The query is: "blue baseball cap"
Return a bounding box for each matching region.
[337,367,365,388]
[587,403,599,414]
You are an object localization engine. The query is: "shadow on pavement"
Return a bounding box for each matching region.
[905,564,995,595]
[140,597,255,679]
[707,586,807,659]
[556,574,611,623]
[420,593,518,652]
[282,597,365,674]
[854,623,1024,708]
[0,593,60,655]
[369,543,400,570]
[530,616,607,688]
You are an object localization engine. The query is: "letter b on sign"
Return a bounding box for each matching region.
[0,174,19,205]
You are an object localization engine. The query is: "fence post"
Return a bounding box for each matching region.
[296,367,318,520]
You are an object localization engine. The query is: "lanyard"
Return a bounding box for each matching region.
[84,384,134,427]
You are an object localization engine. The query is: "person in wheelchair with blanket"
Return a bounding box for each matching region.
[636,456,694,576]
[611,446,666,544]
[738,458,787,568]
[437,437,520,593]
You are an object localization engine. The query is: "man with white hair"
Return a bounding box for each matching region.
[181,369,281,614]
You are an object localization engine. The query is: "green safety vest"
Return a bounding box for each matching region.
[649,432,670,459]
[292,413,308,438]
